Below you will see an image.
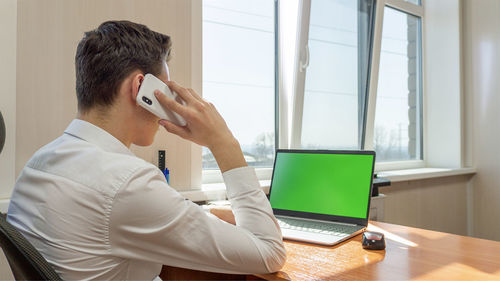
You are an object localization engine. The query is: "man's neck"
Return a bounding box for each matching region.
[77,108,133,148]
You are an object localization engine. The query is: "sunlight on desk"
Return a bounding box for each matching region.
[368,223,418,247]
[256,221,500,281]
[418,262,500,281]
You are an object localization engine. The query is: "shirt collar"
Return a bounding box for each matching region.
[64,119,135,156]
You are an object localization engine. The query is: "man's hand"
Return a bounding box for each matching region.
[154,81,246,173]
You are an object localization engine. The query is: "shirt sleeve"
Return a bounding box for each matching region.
[108,165,286,275]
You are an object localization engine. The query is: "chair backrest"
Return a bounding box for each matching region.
[0,213,62,281]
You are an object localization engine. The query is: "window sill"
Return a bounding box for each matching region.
[182,167,476,202]
[180,180,271,202]
[377,167,476,183]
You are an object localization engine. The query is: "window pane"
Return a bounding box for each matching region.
[202,0,275,169]
[374,7,422,162]
[300,0,375,149]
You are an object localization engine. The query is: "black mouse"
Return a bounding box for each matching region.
[362,231,386,250]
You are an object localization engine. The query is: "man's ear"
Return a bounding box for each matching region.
[131,73,145,102]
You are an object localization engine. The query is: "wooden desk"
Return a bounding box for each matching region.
[161,221,500,280]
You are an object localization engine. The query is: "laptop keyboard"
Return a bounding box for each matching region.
[277,217,363,237]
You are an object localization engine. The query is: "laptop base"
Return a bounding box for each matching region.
[281,227,365,246]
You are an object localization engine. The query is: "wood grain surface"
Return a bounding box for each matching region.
[256,221,500,280]
[161,221,500,280]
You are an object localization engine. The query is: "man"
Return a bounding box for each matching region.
[7,20,286,280]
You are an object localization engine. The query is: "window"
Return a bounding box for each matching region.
[199,0,426,185]
[299,0,373,150]
[202,0,276,172]
[287,0,376,150]
[281,0,424,168]
[374,6,423,162]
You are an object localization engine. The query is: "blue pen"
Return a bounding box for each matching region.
[163,168,170,184]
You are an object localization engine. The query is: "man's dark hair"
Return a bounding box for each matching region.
[75,20,171,112]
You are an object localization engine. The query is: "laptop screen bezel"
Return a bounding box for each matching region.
[268,149,376,226]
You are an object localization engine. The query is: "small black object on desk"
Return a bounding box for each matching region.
[372,174,391,197]
[362,231,386,250]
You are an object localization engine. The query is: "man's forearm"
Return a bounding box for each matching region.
[209,138,247,173]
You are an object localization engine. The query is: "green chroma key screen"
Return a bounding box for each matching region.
[269,151,374,219]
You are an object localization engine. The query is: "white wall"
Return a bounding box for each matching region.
[0,0,17,202]
[424,0,462,168]
[380,0,500,242]
[380,175,471,236]
[463,0,500,241]
[0,249,14,280]
[14,0,202,192]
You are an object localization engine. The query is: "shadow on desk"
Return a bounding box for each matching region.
[160,265,271,280]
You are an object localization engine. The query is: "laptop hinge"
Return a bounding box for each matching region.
[276,215,359,227]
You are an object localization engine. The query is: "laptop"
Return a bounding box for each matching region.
[268,149,376,246]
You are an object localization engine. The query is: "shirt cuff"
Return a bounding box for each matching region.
[222,166,260,199]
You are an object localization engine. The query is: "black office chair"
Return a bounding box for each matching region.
[0,213,62,281]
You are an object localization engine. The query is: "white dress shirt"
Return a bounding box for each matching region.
[7,119,286,280]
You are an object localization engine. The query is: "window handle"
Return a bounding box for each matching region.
[300,44,310,72]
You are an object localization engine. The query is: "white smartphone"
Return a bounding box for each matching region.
[136,74,187,126]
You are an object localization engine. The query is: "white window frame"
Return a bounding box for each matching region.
[289,0,311,148]
[367,0,425,171]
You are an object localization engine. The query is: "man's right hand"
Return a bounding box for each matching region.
[154,81,247,173]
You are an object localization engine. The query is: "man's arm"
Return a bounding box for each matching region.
[109,165,286,274]
[107,81,286,274]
